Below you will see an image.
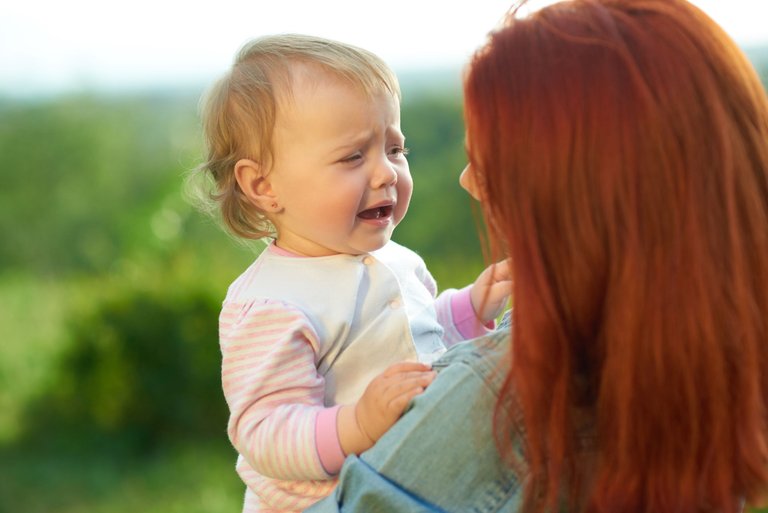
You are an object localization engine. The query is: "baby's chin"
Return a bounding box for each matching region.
[351,233,395,255]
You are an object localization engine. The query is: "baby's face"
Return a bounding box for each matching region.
[267,68,413,257]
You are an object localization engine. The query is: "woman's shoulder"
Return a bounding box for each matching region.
[431,328,512,392]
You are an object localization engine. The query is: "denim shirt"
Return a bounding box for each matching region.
[305,329,528,513]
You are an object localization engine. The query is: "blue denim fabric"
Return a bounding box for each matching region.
[305,329,527,513]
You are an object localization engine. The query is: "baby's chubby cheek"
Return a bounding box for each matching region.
[394,181,413,224]
[394,199,411,225]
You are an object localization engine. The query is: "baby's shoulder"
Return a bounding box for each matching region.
[223,249,299,302]
[373,240,428,270]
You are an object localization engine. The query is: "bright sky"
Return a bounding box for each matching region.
[1,0,766,97]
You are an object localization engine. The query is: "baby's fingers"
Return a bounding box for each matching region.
[486,258,512,284]
[387,385,428,414]
[381,371,437,408]
[381,361,432,377]
[383,372,437,413]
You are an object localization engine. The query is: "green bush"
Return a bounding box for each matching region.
[24,280,227,451]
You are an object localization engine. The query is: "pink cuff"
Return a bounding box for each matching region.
[451,286,495,339]
[315,405,345,475]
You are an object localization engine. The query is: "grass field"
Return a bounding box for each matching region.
[0,440,244,512]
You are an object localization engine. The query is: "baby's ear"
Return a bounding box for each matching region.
[234,158,281,213]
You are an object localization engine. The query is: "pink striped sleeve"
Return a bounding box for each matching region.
[220,298,334,481]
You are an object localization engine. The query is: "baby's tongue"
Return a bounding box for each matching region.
[358,207,381,219]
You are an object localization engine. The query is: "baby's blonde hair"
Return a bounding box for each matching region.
[192,33,401,240]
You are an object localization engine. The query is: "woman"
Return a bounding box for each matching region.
[307,0,768,511]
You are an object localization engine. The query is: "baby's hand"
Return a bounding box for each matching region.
[471,259,512,323]
[338,362,436,455]
[356,361,436,442]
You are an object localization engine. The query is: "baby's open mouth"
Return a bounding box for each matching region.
[358,205,394,220]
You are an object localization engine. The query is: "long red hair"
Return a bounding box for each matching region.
[463,1,768,512]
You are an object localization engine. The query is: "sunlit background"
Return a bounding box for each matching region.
[1,1,766,512]
[2,0,766,96]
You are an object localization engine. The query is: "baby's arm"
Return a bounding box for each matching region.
[220,299,333,481]
[336,362,436,455]
[220,299,437,480]
[430,259,511,345]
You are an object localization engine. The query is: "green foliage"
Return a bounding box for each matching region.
[23,273,227,451]
[0,440,243,513]
[0,274,72,442]
[396,92,487,288]
[0,92,201,275]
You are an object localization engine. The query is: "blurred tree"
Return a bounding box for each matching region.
[395,92,487,287]
[0,93,200,276]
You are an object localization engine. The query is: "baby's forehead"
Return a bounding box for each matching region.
[281,61,393,105]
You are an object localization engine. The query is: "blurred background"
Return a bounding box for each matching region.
[1,1,766,511]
